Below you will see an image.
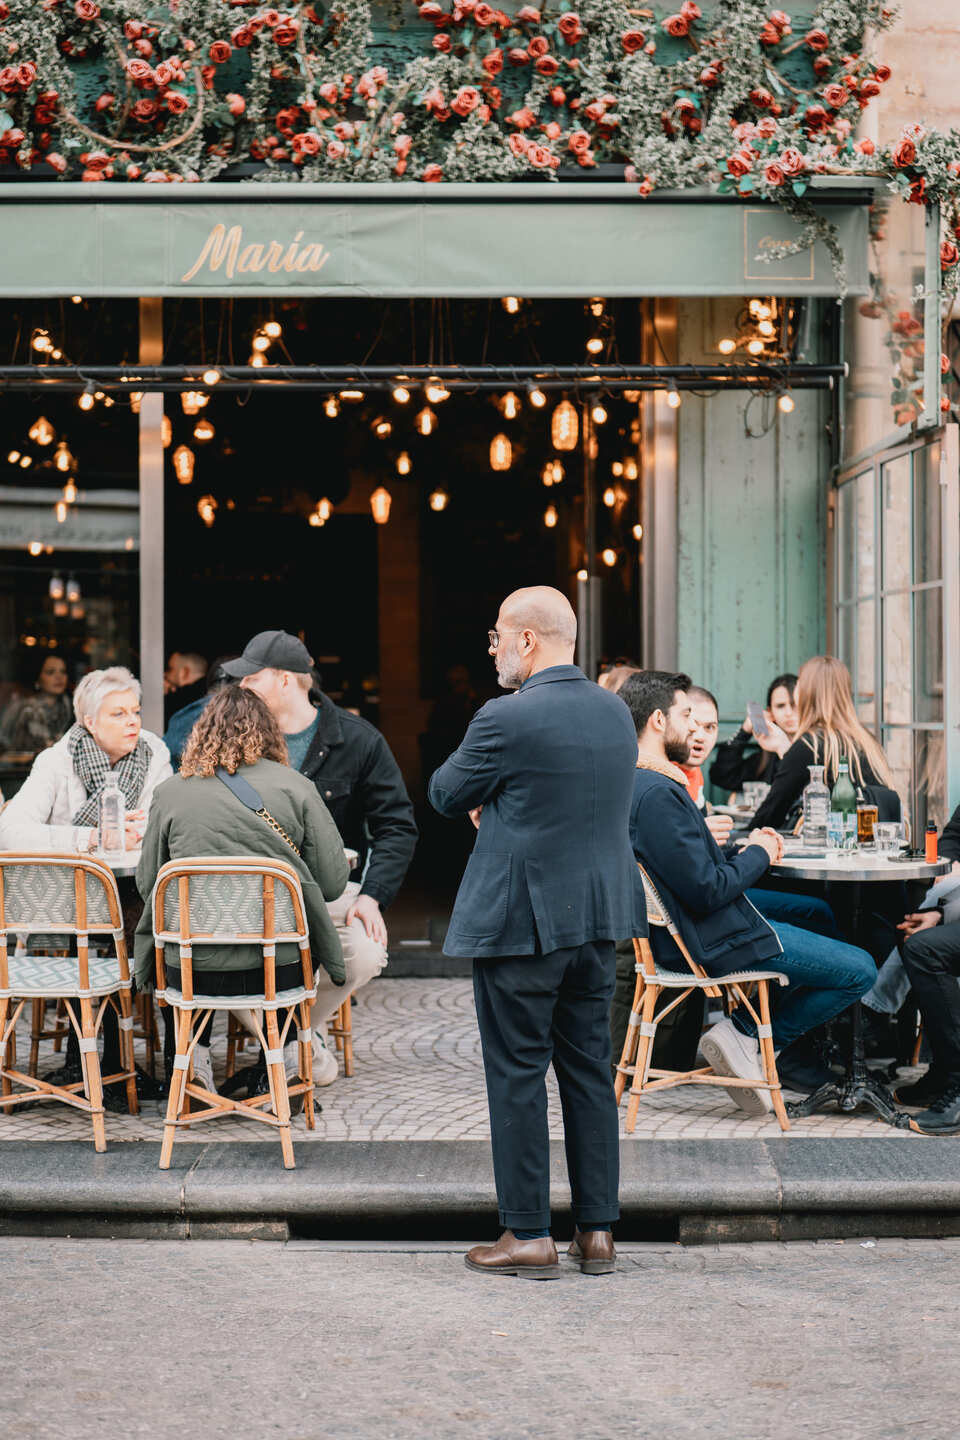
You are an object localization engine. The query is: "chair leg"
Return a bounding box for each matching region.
[757,981,790,1133]
[226,1011,239,1079]
[625,953,661,1133]
[53,998,67,1053]
[264,1007,295,1169]
[160,1008,192,1170]
[614,963,647,1103]
[0,997,13,1114]
[339,999,354,1078]
[78,995,106,1153]
[117,989,139,1116]
[29,998,44,1077]
[300,1000,315,1131]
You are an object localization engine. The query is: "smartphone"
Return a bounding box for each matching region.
[747,701,769,737]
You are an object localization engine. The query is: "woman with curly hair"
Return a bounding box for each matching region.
[134,685,349,1095]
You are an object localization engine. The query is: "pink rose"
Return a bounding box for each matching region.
[778,147,806,175]
[726,150,753,178]
[422,163,443,182]
[293,131,320,155]
[527,35,549,57]
[621,30,645,54]
[125,58,153,85]
[770,8,790,25]
[326,139,345,159]
[318,82,338,103]
[506,107,535,129]
[891,136,916,168]
[535,55,559,75]
[764,161,785,185]
[823,82,848,108]
[74,0,100,19]
[432,33,451,51]
[507,48,529,65]
[557,12,583,43]
[451,86,481,116]
[516,6,541,20]
[680,1,700,17]
[940,240,959,270]
[423,86,445,112]
[474,1,495,21]
[755,117,777,138]
[394,133,411,158]
[333,120,355,140]
[662,14,689,37]
[45,151,66,172]
[854,137,875,156]
[805,28,829,51]
[567,129,590,152]
[165,91,189,115]
[232,25,254,46]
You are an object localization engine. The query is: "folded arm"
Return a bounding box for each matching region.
[634,786,771,918]
[428,703,503,818]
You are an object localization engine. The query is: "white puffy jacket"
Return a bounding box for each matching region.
[0,729,172,851]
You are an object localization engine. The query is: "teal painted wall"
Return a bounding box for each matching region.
[675,298,830,760]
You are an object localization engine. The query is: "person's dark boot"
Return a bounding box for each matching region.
[893,1067,946,1108]
[910,1077,960,1135]
[567,1229,616,1275]
[775,1035,833,1093]
[862,1007,897,1060]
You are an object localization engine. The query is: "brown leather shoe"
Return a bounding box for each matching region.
[567,1228,616,1275]
[465,1230,561,1280]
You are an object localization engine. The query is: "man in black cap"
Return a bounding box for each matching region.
[222,631,417,1083]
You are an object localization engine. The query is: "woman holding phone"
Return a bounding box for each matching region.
[709,672,798,796]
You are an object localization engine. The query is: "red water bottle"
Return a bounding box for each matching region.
[925,822,938,864]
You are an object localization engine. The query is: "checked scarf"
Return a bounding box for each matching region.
[67,722,150,827]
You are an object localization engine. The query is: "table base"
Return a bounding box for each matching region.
[786,1069,914,1128]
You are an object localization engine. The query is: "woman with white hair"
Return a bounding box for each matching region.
[0,666,171,852]
[0,666,171,1100]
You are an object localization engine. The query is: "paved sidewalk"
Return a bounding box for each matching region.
[0,977,930,1143]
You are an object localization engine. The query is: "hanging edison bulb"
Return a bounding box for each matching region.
[317,497,333,522]
[251,333,271,353]
[308,510,326,528]
[65,575,81,602]
[601,547,618,567]
[551,399,578,452]
[370,486,392,524]
[429,488,449,512]
[501,296,521,314]
[416,407,437,436]
[78,391,95,412]
[544,504,558,529]
[54,440,74,473]
[339,389,363,401]
[373,418,392,438]
[489,433,512,471]
[324,394,340,418]
[425,377,450,403]
[603,487,616,508]
[172,444,195,484]
[193,417,215,443]
[550,459,565,484]
[49,573,65,600]
[393,385,411,404]
[632,523,644,541]
[623,457,638,481]
[250,352,267,369]
[396,451,411,476]
[541,462,555,488]
[665,389,681,409]
[263,319,282,340]
[181,391,204,416]
[29,416,55,446]
[591,402,608,425]
[528,386,547,409]
[55,500,68,524]
[62,479,78,504]
[499,391,520,421]
[162,414,172,447]
[197,494,218,527]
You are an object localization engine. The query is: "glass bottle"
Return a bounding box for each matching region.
[802,765,829,846]
[98,772,126,856]
[829,759,857,850]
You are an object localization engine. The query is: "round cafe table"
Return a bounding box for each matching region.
[767,847,951,1127]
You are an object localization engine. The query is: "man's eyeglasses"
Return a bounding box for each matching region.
[487,629,502,650]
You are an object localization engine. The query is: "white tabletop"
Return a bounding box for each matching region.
[770,853,951,883]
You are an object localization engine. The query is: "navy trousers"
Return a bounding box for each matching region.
[472,939,620,1232]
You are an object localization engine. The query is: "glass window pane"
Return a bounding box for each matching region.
[914,585,944,724]
[882,591,913,724]
[857,471,875,598]
[855,600,876,730]
[883,727,914,838]
[881,453,911,591]
[914,440,942,583]
[837,603,855,676]
[835,480,858,603]
[915,729,945,835]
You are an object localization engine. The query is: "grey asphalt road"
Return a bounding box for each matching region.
[1,1236,956,1440]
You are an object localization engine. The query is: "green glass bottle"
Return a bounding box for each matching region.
[830,758,858,849]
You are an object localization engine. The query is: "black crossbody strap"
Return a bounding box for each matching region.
[214,766,302,857]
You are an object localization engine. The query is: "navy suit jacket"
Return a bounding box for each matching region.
[629,767,782,975]
[429,664,647,958]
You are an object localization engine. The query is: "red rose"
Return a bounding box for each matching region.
[394,133,411,158]
[274,22,299,45]
[891,136,916,167]
[75,0,100,18]
[805,28,829,50]
[557,12,583,43]
[823,82,848,108]
[422,163,443,181]
[859,79,880,99]
[517,5,541,19]
[123,19,144,38]
[432,34,451,51]
[759,22,780,44]
[95,92,114,111]
[17,63,37,87]
[908,176,925,204]
[549,85,565,104]
[621,30,645,53]
[84,150,110,170]
[940,241,959,269]
[528,35,549,57]
[803,104,829,132]
[778,146,806,175]
[474,1,495,22]
[231,25,254,46]
[451,85,481,115]
[261,8,281,23]
[318,82,338,102]
[567,128,590,152]
[293,131,320,155]
[482,49,503,75]
[45,151,66,172]
[507,47,529,65]
[726,150,753,178]
[813,55,831,75]
[680,1,700,17]
[769,8,790,25]
[662,14,688,37]
[210,40,232,63]
[125,58,153,84]
[326,139,345,159]
[131,97,158,121]
[153,61,174,87]
[0,3,9,17]
[875,64,891,82]
[700,64,719,85]
[764,161,784,186]
[854,137,874,156]
[226,92,245,116]
[506,107,535,129]
[750,87,773,107]
[535,55,559,75]
[166,91,189,115]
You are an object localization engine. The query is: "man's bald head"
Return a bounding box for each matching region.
[491,586,578,690]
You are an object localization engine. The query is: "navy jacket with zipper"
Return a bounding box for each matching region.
[429,664,647,958]
[630,766,782,975]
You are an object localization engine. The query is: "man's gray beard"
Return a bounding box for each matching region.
[496,658,526,690]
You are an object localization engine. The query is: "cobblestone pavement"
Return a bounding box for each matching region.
[0,977,933,1143]
[1,1235,954,1439]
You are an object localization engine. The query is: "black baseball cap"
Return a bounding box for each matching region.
[221,630,313,678]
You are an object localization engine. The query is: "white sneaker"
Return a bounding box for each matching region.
[699,1016,772,1115]
[191,1043,216,1094]
[313,1033,339,1086]
[284,1041,301,1082]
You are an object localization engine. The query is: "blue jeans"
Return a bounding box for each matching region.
[729,921,876,1052]
[746,888,840,939]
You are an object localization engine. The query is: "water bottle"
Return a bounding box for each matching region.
[98,772,126,856]
[802,765,829,846]
[829,758,857,850]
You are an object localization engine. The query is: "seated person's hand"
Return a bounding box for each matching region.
[345,891,388,947]
[705,812,734,846]
[741,707,754,736]
[746,827,783,865]
[755,716,791,758]
[897,910,942,937]
[125,809,146,848]
[469,806,483,830]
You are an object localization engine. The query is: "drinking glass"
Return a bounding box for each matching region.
[857,804,879,847]
[875,822,900,854]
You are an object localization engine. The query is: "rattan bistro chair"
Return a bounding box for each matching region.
[0,853,139,1151]
[152,855,318,1170]
[615,863,791,1132]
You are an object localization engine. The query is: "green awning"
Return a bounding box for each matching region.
[0,182,869,298]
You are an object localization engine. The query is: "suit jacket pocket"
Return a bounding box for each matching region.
[454,850,512,937]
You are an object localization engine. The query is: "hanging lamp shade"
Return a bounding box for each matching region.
[489,433,512,471]
[551,400,578,451]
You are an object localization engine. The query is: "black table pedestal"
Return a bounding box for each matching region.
[786,1002,913,1128]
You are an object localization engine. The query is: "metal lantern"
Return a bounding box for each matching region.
[551,400,578,452]
[489,433,512,471]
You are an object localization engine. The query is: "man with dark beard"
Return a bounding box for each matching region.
[429,587,646,1279]
[619,670,875,1114]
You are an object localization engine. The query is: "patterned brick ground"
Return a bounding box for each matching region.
[0,977,929,1143]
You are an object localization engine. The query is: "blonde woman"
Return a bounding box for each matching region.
[751,656,895,832]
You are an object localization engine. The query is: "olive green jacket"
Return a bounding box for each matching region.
[134,759,349,989]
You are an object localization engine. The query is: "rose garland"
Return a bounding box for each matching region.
[1,1,959,306]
